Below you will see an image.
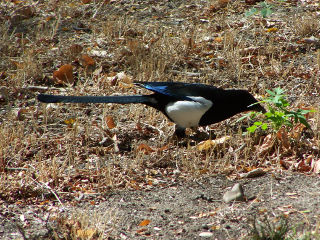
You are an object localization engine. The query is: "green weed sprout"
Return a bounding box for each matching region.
[245,1,273,18]
[238,88,314,134]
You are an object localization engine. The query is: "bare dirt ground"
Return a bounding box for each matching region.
[0,0,320,239]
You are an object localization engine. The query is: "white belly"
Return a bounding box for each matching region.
[165,97,213,128]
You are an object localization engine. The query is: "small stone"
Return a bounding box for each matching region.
[223,183,245,203]
[199,231,214,237]
[0,87,8,103]
[240,168,266,178]
[202,224,209,230]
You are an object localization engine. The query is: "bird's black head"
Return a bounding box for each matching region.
[236,90,266,113]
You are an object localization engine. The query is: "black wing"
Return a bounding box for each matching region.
[135,82,220,100]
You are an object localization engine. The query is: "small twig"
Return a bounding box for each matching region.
[234,143,246,153]
[15,222,28,240]
[51,13,61,40]
[5,168,29,171]
[24,85,67,92]
[30,178,65,210]
[169,70,202,77]
[140,122,164,137]
[92,2,105,19]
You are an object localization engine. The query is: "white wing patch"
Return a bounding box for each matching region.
[165,97,213,128]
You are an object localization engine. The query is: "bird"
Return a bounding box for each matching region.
[37,81,266,137]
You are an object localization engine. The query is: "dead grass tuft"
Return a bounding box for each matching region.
[293,14,320,38]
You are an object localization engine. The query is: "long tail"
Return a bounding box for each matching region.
[37,94,152,104]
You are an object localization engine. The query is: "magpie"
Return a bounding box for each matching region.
[38,82,266,137]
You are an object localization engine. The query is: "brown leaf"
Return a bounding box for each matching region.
[280,159,290,170]
[245,0,262,5]
[129,180,141,190]
[12,0,23,4]
[13,5,35,19]
[39,200,50,205]
[157,144,169,152]
[297,160,311,172]
[198,140,215,151]
[76,229,96,238]
[69,44,83,57]
[137,144,154,154]
[64,118,75,127]
[15,108,28,121]
[214,36,223,43]
[290,124,305,141]
[184,37,196,49]
[258,134,274,156]
[197,136,231,151]
[211,225,221,230]
[312,159,320,174]
[136,228,147,234]
[265,27,278,33]
[276,128,290,150]
[53,64,74,85]
[208,0,230,12]
[105,116,116,129]
[139,219,151,227]
[81,54,95,67]
[136,122,143,132]
[116,72,132,83]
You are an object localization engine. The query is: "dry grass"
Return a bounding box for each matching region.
[0,0,320,238]
[50,207,119,240]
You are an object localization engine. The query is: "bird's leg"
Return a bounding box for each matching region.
[190,127,214,141]
[174,126,186,138]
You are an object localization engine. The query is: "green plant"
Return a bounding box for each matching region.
[248,215,290,240]
[245,1,273,18]
[238,88,314,133]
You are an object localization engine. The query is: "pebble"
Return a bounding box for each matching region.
[240,168,266,178]
[199,231,214,237]
[223,183,245,203]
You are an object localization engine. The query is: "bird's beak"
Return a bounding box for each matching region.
[248,103,266,113]
[253,104,266,113]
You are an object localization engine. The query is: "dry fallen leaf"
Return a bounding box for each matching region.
[258,134,274,156]
[276,127,290,150]
[116,72,133,83]
[69,44,83,57]
[105,116,116,129]
[290,124,305,141]
[76,229,96,239]
[12,0,23,4]
[211,225,221,230]
[64,118,75,127]
[214,36,223,43]
[157,144,169,152]
[296,160,311,172]
[53,64,74,85]
[15,108,28,121]
[280,159,290,170]
[198,140,215,151]
[81,54,95,69]
[312,159,320,174]
[136,228,147,234]
[139,219,151,227]
[197,136,231,151]
[137,144,154,154]
[208,0,230,12]
[266,27,278,33]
